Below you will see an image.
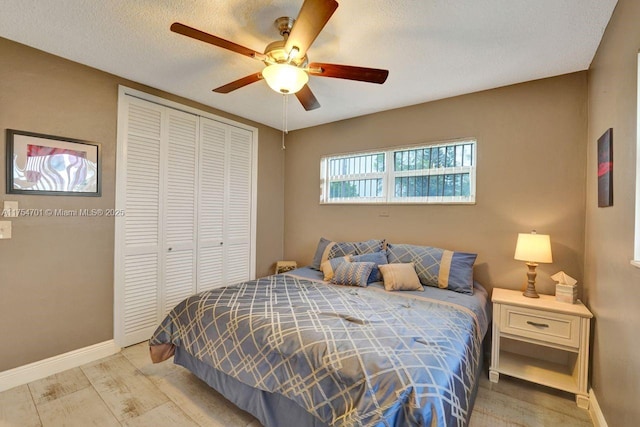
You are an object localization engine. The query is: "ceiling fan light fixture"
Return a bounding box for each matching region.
[262,63,308,94]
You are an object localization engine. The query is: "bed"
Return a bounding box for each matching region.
[150,242,490,427]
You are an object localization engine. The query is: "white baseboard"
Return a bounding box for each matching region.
[589,388,608,427]
[0,340,120,392]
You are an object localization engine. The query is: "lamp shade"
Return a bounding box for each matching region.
[514,233,553,263]
[262,63,309,94]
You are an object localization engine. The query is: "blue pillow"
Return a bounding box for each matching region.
[354,239,385,255]
[330,262,376,288]
[326,241,360,260]
[311,238,385,270]
[352,252,387,283]
[310,237,333,270]
[386,243,477,294]
[320,255,352,281]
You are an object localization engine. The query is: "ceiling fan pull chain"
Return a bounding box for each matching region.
[281,94,287,150]
[285,94,289,134]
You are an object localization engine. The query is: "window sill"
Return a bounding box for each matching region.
[631,260,640,269]
[319,201,477,206]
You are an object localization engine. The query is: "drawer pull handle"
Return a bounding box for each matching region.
[527,321,550,328]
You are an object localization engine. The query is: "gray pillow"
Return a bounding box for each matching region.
[352,251,387,283]
[386,243,477,294]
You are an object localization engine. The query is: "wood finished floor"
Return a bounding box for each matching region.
[0,343,593,427]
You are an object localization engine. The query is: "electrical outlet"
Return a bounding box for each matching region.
[0,221,12,239]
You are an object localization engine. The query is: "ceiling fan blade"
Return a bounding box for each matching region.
[295,84,321,111]
[171,22,263,60]
[308,62,389,84]
[213,73,263,93]
[285,0,338,60]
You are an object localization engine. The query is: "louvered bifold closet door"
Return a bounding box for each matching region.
[116,88,256,347]
[163,110,199,313]
[117,97,164,346]
[197,118,226,292]
[225,126,253,284]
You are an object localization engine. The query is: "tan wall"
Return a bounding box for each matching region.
[585,0,640,424]
[0,37,284,371]
[284,73,587,296]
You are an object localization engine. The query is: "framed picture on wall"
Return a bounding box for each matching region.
[6,129,101,196]
[597,128,613,207]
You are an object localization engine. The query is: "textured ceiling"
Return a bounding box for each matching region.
[0,0,617,131]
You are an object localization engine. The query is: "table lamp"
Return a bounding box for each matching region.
[514,231,553,298]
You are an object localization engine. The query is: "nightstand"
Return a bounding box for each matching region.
[275,261,297,274]
[489,288,593,408]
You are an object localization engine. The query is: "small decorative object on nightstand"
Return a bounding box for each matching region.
[275,261,297,274]
[489,288,593,409]
[552,271,578,304]
[514,231,553,298]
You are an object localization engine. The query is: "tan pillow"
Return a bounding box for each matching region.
[320,255,352,281]
[379,263,424,292]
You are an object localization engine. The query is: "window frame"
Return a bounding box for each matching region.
[633,52,640,268]
[320,138,477,205]
[321,151,387,203]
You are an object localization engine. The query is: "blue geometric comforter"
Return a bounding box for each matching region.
[150,273,487,427]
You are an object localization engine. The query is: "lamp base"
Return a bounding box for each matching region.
[523,262,540,298]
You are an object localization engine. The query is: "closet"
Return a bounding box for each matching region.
[114,87,257,347]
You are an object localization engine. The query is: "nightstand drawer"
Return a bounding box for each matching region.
[500,305,580,348]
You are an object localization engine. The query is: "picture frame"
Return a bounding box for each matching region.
[597,128,613,207]
[6,129,101,196]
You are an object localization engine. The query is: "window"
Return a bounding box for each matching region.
[320,139,476,204]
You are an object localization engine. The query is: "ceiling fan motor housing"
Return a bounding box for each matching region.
[264,40,308,67]
[264,17,308,67]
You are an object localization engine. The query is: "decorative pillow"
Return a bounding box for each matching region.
[386,243,477,294]
[325,241,360,263]
[310,237,333,270]
[330,262,376,288]
[354,239,386,255]
[320,255,352,281]
[378,263,423,292]
[311,238,385,270]
[352,252,387,283]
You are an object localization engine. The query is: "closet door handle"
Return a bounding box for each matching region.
[168,247,173,252]
[526,320,549,328]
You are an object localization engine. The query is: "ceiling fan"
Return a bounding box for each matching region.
[170,0,389,111]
